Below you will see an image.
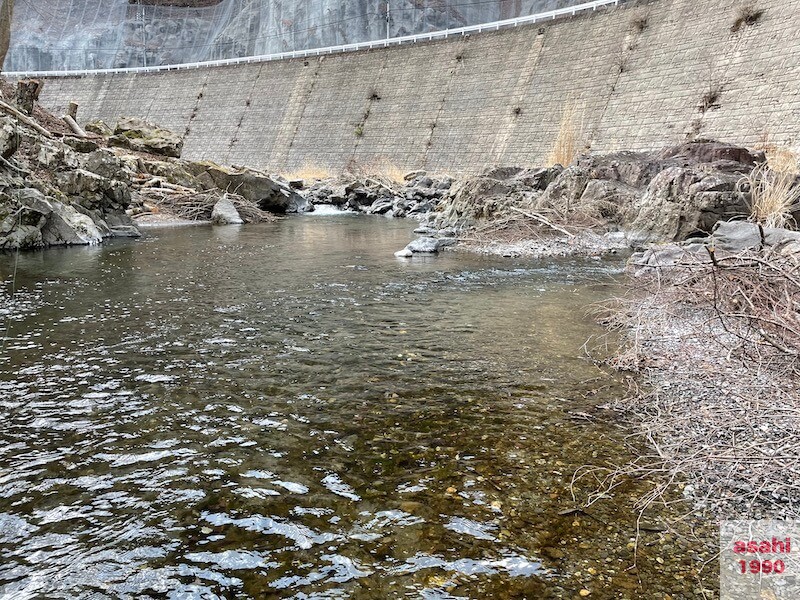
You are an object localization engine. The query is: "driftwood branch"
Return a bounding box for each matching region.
[62,115,87,137]
[509,206,575,238]
[0,98,52,138]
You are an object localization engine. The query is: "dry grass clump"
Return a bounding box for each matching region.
[282,164,332,182]
[344,156,408,187]
[764,144,799,174]
[547,102,584,167]
[740,162,800,229]
[583,248,800,521]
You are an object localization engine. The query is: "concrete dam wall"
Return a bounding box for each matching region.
[35,0,800,175]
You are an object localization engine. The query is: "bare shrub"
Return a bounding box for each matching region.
[731,2,765,32]
[583,248,800,521]
[630,11,649,33]
[699,83,723,113]
[138,189,275,223]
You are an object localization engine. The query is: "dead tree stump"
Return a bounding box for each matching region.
[14,79,43,115]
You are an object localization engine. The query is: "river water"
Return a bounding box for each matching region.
[0,216,693,599]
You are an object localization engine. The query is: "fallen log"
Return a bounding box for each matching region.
[62,115,87,137]
[0,98,53,138]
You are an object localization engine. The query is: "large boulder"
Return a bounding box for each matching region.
[710,221,800,252]
[57,168,132,212]
[80,149,133,184]
[659,140,764,170]
[41,202,105,247]
[109,117,183,158]
[184,162,310,213]
[0,188,105,249]
[626,166,748,244]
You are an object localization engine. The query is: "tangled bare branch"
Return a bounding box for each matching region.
[583,246,800,521]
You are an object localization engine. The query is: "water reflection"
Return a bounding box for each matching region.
[0,217,665,599]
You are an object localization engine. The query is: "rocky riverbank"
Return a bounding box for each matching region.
[296,139,786,261]
[0,83,307,250]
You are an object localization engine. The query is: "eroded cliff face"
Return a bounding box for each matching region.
[7,0,583,71]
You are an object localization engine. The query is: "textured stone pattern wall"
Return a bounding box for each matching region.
[37,0,800,175]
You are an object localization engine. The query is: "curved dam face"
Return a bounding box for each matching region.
[34,0,800,175]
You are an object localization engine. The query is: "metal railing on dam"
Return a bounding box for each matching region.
[6,0,621,78]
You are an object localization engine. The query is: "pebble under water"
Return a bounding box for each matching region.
[0,216,702,599]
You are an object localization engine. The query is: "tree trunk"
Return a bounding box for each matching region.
[0,0,13,73]
[14,78,42,115]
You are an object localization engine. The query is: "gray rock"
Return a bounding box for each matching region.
[41,202,105,246]
[576,151,661,188]
[0,116,19,159]
[80,149,132,183]
[35,139,79,170]
[659,140,764,169]
[394,236,457,257]
[110,117,184,158]
[367,197,394,215]
[57,168,108,196]
[710,221,800,252]
[63,137,100,153]
[626,166,748,244]
[536,166,591,213]
[629,243,708,276]
[211,196,244,225]
[9,188,105,247]
[0,224,42,249]
[85,120,113,136]
[514,166,563,190]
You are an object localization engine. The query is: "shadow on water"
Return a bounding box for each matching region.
[0,216,700,599]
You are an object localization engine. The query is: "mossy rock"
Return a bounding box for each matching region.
[85,120,113,136]
[109,117,183,158]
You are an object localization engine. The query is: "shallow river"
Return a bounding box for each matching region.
[0,216,696,599]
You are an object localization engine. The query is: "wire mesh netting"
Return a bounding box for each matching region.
[7,0,590,72]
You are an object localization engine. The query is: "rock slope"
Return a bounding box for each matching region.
[0,81,305,250]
